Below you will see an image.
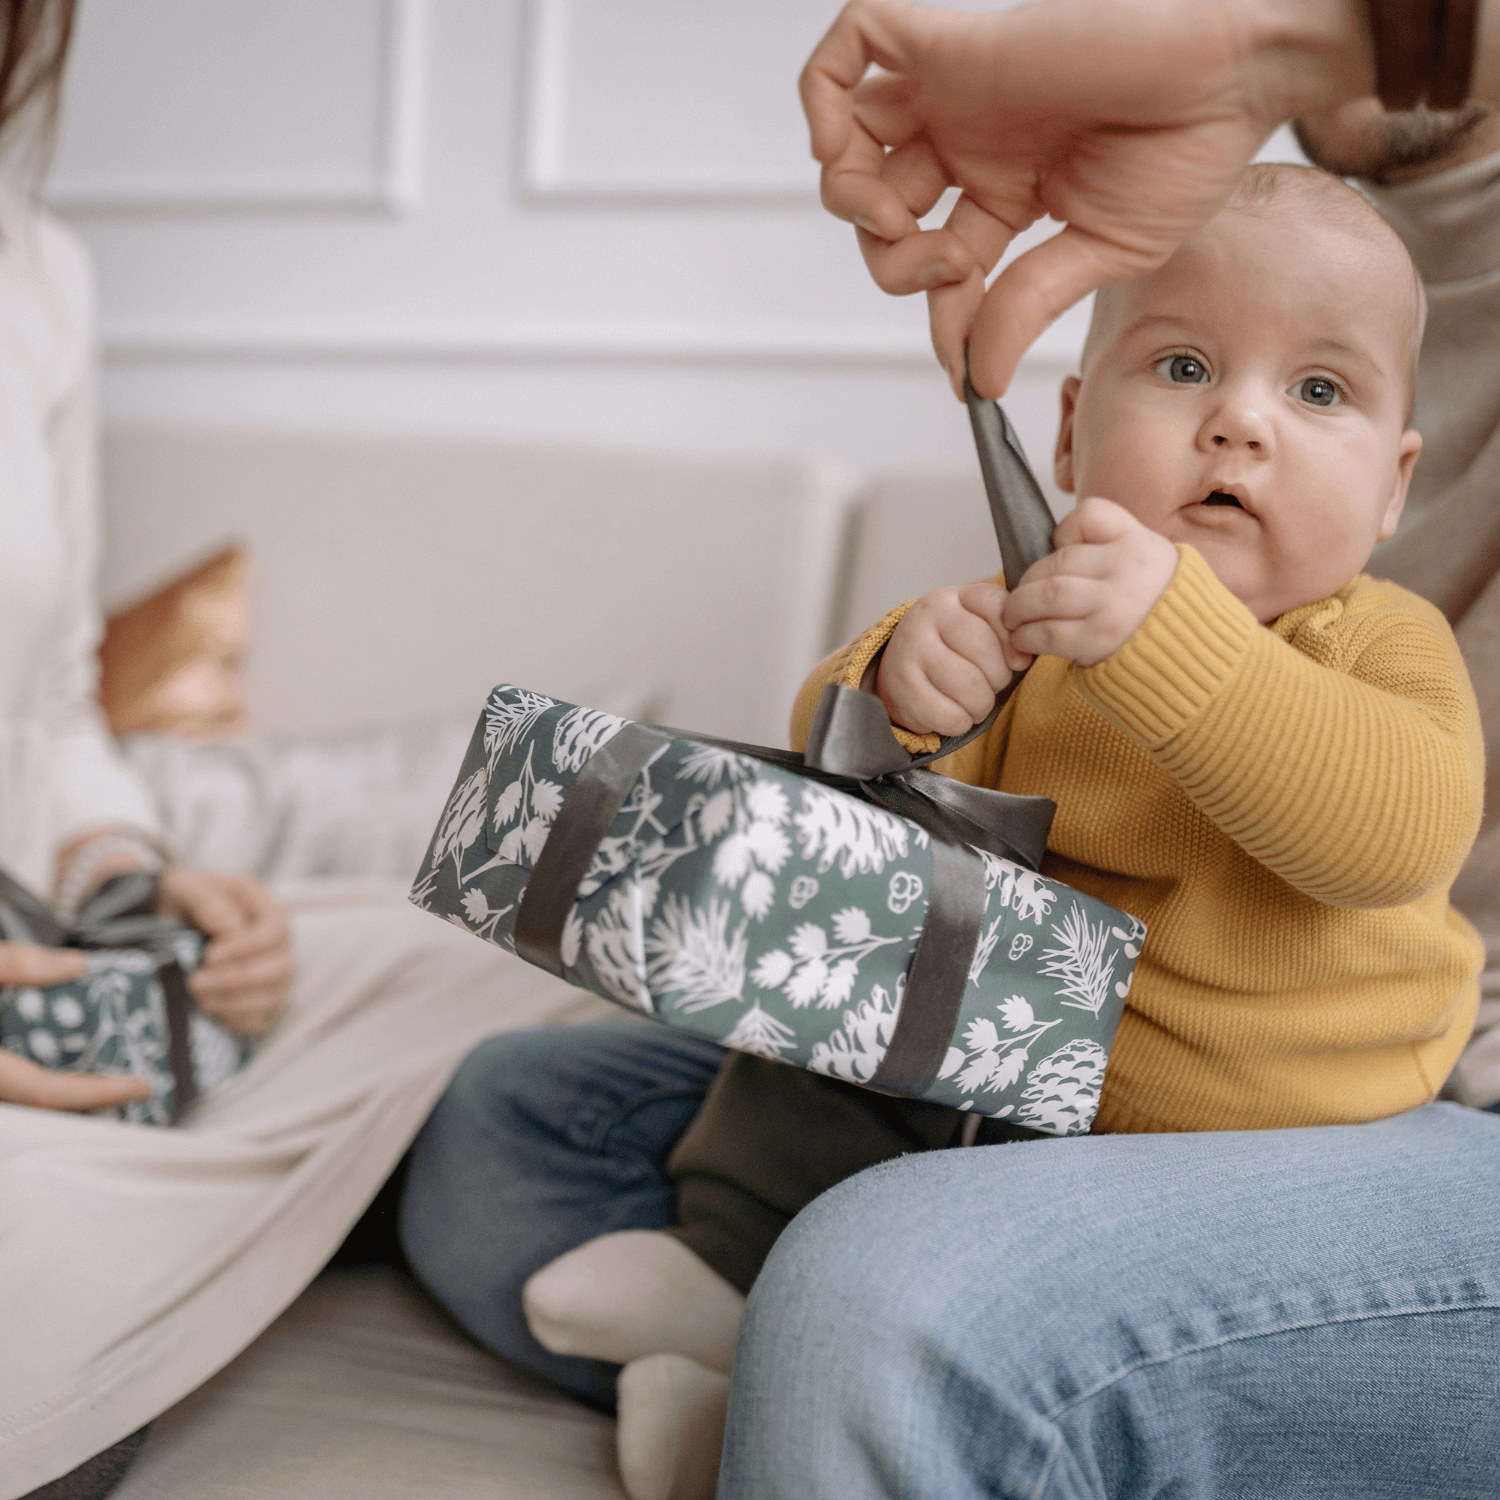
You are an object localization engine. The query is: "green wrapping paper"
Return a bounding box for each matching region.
[411,685,1145,1136]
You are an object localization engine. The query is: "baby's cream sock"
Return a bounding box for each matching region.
[523,1231,745,1500]
[615,1353,731,1500]
[522,1229,745,1373]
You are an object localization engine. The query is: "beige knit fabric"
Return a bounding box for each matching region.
[1365,154,1500,1105]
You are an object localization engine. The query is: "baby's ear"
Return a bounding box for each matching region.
[1054,376,1081,494]
[1378,428,1423,542]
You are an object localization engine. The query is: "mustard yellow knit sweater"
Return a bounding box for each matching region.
[791,545,1487,1135]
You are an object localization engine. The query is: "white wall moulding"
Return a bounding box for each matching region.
[47,0,426,216]
[96,323,1082,374]
[521,0,830,203]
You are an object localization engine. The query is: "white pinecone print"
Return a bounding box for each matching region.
[1015,1039,1109,1134]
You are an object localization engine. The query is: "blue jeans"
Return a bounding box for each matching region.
[398,1022,726,1409]
[720,1101,1500,1499]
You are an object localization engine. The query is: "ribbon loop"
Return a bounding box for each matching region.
[803,684,1056,872]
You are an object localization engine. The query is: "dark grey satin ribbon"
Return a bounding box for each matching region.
[513,722,671,979]
[868,836,985,1095]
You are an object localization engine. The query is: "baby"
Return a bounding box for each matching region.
[523,165,1486,1500]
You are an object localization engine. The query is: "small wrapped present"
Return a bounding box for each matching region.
[0,870,246,1126]
[411,685,1144,1136]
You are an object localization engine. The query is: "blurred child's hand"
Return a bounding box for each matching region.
[1003,498,1178,668]
[876,579,1032,736]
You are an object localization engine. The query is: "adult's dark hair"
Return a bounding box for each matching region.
[0,0,75,160]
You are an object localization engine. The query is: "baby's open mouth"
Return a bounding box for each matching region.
[1201,490,1244,508]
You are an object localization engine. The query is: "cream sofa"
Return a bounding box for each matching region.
[94,422,1017,1499]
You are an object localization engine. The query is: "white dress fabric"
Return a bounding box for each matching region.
[0,195,614,1496]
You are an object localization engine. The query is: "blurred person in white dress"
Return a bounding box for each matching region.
[0,7,598,1495]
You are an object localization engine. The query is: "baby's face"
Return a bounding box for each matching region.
[1055,207,1422,623]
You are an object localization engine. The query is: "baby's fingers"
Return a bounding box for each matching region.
[877,647,995,737]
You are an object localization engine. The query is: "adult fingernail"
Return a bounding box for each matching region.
[854,215,881,236]
[918,262,956,288]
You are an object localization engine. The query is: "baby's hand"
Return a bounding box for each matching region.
[876,580,1033,737]
[1003,498,1178,668]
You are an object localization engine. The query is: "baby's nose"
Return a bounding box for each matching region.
[1213,433,1261,450]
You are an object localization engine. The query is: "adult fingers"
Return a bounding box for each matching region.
[159,866,244,940]
[0,942,87,987]
[857,225,972,296]
[853,135,976,294]
[965,224,1155,398]
[804,5,929,241]
[193,980,289,1038]
[190,937,294,995]
[930,192,1032,393]
[801,0,924,159]
[197,878,291,966]
[0,1049,150,1110]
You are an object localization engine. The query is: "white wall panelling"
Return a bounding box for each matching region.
[49,0,426,214]
[521,0,828,201]
[59,1,1309,484]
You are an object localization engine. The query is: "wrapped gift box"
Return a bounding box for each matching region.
[411,685,1144,1135]
[1,931,245,1126]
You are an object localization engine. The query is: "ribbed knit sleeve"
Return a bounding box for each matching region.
[789,600,941,757]
[1073,546,1484,910]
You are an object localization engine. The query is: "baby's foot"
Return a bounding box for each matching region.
[616,1353,730,1500]
[523,1230,744,1372]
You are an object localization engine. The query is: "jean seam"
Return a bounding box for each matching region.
[580,1083,707,1156]
[1042,1295,1500,1426]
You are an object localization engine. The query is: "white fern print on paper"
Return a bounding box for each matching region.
[484,689,556,769]
[491,744,565,868]
[412,764,489,907]
[749,907,903,1011]
[711,779,792,922]
[1039,903,1121,1016]
[458,886,515,944]
[677,744,758,788]
[980,852,1059,928]
[722,1001,797,1060]
[970,914,1004,984]
[937,994,1060,1098]
[1016,1038,1109,1134]
[808,976,903,1083]
[646,894,748,1013]
[552,706,626,772]
[793,785,909,878]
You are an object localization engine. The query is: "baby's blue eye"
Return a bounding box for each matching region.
[1156,354,1207,384]
[1292,377,1341,407]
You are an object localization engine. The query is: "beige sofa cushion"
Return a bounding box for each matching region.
[113,1268,625,1500]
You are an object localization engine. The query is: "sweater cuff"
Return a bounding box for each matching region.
[1071,545,1259,749]
[835,601,942,757]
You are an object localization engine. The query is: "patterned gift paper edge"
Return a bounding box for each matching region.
[412,686,1146,1136]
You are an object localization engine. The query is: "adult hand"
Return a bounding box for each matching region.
[800,0,1375,397]
[0,942,151,1110]
[158,867,293,1038]
[877,579,1033,735]
[1003,498,1178,667]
